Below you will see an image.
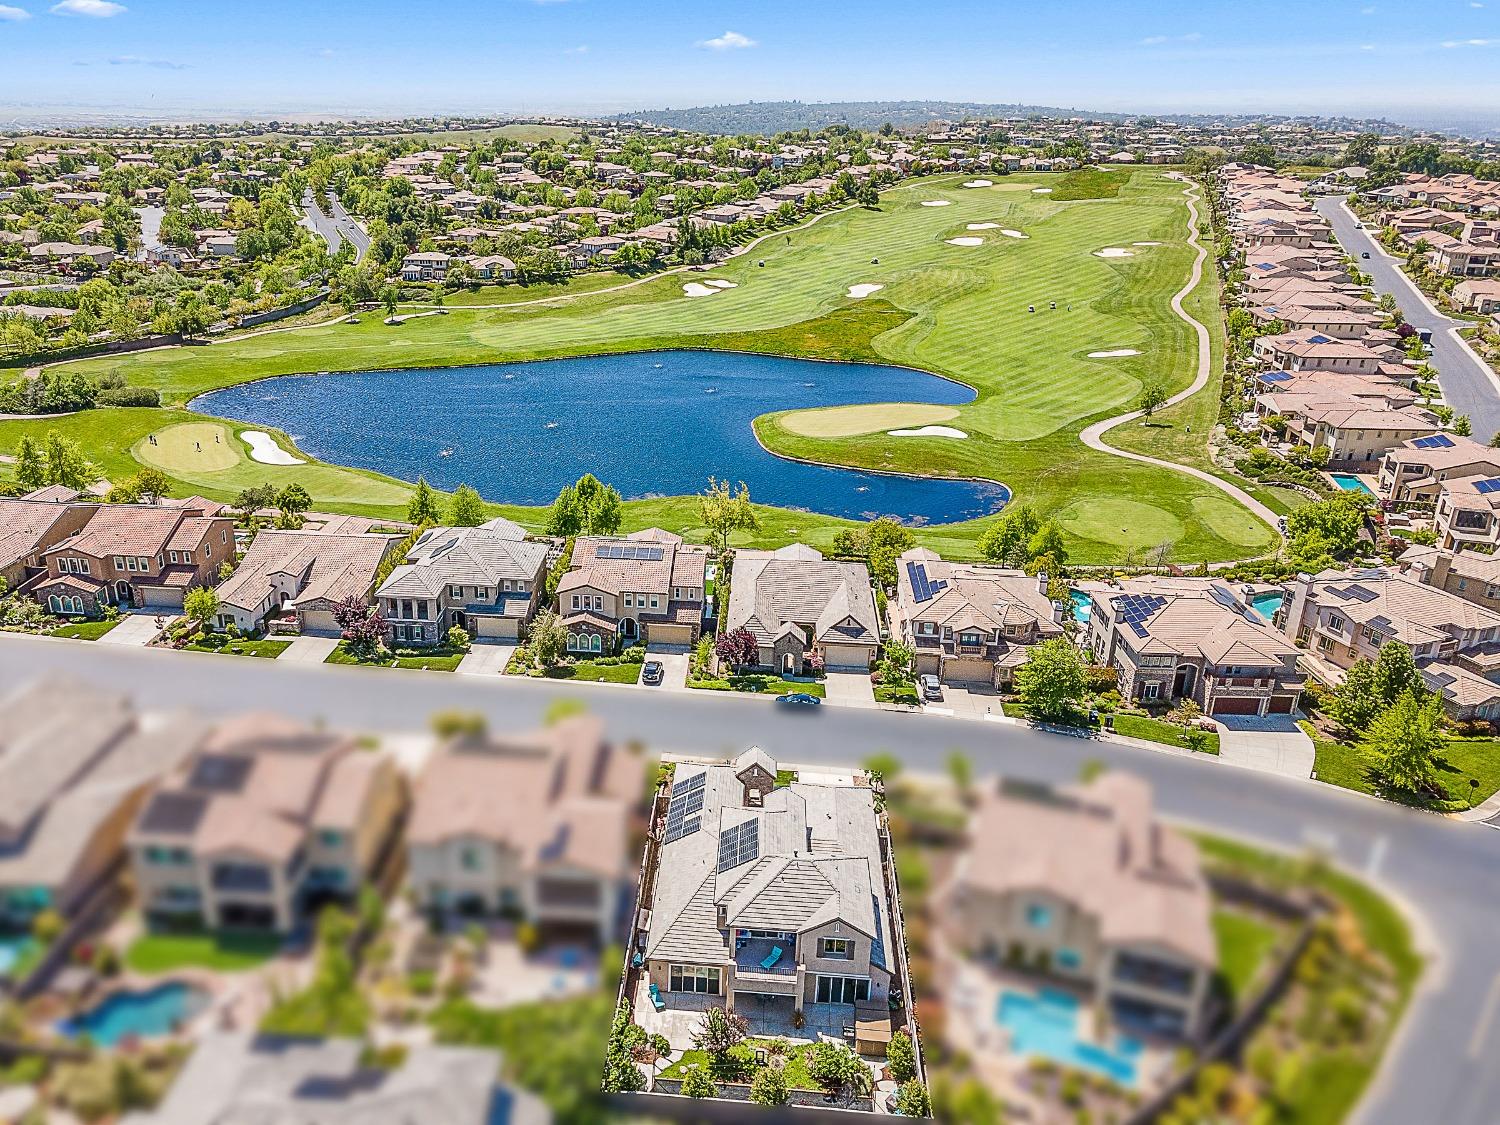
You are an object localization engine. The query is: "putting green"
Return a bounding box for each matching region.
[1191,494,1276,547]
[1055,498,1185,550]
[135,422,240,473]
[778,402,960,438]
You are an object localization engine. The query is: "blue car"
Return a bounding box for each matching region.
[776,692,822,707]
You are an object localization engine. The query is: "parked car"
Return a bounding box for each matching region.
[641,660,664,685]
[1361,251,1370,259]
[919,674,943,701]
[776,692,821,707]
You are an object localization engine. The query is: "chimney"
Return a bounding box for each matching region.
[1283,573,1314,642]
[1430,552,1452,592]
[1037,570,1049,595]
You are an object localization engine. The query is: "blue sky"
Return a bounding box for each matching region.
[1,0,1497,125]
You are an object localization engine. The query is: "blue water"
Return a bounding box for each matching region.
[996,987,1141,1086]
[1330,473,1375,497]
[1250,591,1284,621]
[59,982,209,1047]
[191,351,1011,525]
[0,933,36,976]
[1070,590,1093,624]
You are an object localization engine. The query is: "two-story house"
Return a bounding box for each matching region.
[722,544,880,672]
[1376,433,1500,507]
[29,504,236,615]
[215,529,397,635]
[557,529,708,653]
[1086,578,1304,716]
[942,772,1216,1040]
[375,518,549,645]
[406,714,643,943]
[128,714,406,932]
[889,548,1064,688]
[1433,473,1500,552]
[0,494,98,589]
[399,250,451,282]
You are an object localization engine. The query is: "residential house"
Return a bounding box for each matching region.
[0,496,97,589]
[1433,472,1500,551]
[406,714,643,943]
[941,772,1216,1040]
[1453,279,1500,315]
[1377,433,1500,507]
[0,679,206,930]
[213,529,396,635]
[1086,577,1304,715]
[1252,332,1384,376]
[128,714,406,931]
[722,544,880,673]
[399,250,451,282]
[889,547,1064,687]
[375,517,548,644]
[1256,387,1440,469]
[558,528,708,652]
[121,1032,550,1125]
[30,504,236,615]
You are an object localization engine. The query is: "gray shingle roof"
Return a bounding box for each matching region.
[377,524,548,599]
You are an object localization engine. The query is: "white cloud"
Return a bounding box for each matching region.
[316,47,335,57]
[51,0,125,15]
[0,5,31,20]
[1360,5,1376,13]
[1440,37,1497,46]
[563,44,588,54]
[1140,32,1202,45]
[1359,42,1375,50]
[109,53,187,68]
[1472,2,1485,8]
[696,30,756,50]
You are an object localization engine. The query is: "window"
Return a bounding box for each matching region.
[221,530,228,544]
[819,937,854,960]
[137,557,151,572]
[1328,614,1345,632]
[624,592,634,607]
[450,585,464,599]
[168,551,178,564]
[317,829,344,850]
[670,965,721,994]
[593,595,603,611]
[566,633,579,651]
[1026,903,1052,929]
[1056,948,1082,971]
[1142,682,1160,700]
[572,595,581,610]
[113,556,126,570]
[591,633,602,653]
[125,556,138,572]
[461,846,482,872]
[815,975,870,1004]
[417,600,429,620]
[650,595,660,609]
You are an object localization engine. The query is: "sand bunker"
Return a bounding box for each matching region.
[1133,241,1163,246]
[1000,229,1028,239]
[847,284,885,299]
[1087,349,1142,359]
[1032,187,1054,193]
[683,283,718,297]
[945,237,984,246]
[966,223,1000,230]
[888,425,968,439]
[704,279,737,289]
[242,430,305,465]
[1095,248,1135,258]
[962,179,994,188]
[920,200,952,207]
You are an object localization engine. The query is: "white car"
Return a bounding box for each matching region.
[919,674,943,701]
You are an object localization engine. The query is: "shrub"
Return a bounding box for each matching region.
[680,1066,718,1098]
[887,1028,917,1083]
[409,970,436,996]
[895,1078,932,1116]
[515,920,541,955]
[96,385,161,407]
[446,625,471,651]
[31,908,64,944]
[750,1063,789,1106]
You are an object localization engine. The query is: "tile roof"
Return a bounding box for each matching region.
[216,530,394,613]
[726,545,878,647]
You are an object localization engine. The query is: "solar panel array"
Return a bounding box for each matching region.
[1412,434,1456,449]
[664,772,706,843]
[907,561,949,604]
[595,544,665,561]
[1261,371,1292,383]
[1307,334,1332,344]
[717,819,760,873]
[1112,593,1167,638]
[1477,478,1500,495]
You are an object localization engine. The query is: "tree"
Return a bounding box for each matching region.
[528,607,567,668]
[1371,642,1425,707]
[446,484,486,527]
[233,482,278,523]
[1453,414,1473,437]
[407,476,441,524]
[380,285,399,318]
[1331,658,1382,733]
[546,474,622,536]
[122,466,173,504]
[1370,689,1445,794]
[1026,521,1069,569]
[680,1067,717,1098]
[699,476,758,556]
[1137,380,1169,418]
[13,434,45,491]
[332,595,386,658]
[806,1041,871,1096]
[715,626,759,671]
[547,483,582,536]
[40,430,97,490]
[1014,637,1088,722]
[895,1079,932,1117]
[832,516,916,589]
[183,586,220,631]
[275,482,312,527]
[977,504,1041,567]
[692,1005,748,1057]
[887,1028,917,1083]
[749,1063,789,1106]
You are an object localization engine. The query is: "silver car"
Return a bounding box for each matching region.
[919,674,943,701]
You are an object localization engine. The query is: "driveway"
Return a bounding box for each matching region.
[458,641,515,676]
[277,635,340,664]
[824,670,876,708]
[1315,196,1500,439]
[1215,714,1315,779]
[925,682,1004,718]
[642,644,690,690]
[99,612,176,647]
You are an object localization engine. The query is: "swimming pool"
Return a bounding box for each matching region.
[0,933,37,978]
[58,982,209,1047]
[1069,590,1093,624]
[1249,591,1284,621]
[1329,473,1375,497]
[996,987,1141,1086]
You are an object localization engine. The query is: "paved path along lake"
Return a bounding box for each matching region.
[193,350,1010,523]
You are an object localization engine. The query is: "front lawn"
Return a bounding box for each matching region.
[1304,720,1500,811]
[544,658,644,683]
[689,672,827,697]
[1212,908,1280,1004]
[124,929,282,974]
[325,642,465,671]
[184,634,292,659]
[47,618,121,640]
[874,682,920,705]
[1001,703,1219,753]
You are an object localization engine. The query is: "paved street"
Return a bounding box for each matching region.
[1315,195,1500,439]
[2,632,1498,1124]
[299,189,371,263]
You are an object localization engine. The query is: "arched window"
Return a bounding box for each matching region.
[48,595,62,613]
[591,633,602,653]
[566,632,578,651]
[70,597,84,614]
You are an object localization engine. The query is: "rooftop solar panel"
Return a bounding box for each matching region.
[1478,478,1500,495]
[138,790,208,837]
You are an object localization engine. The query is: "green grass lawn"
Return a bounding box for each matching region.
[1110,712,1220,754]
[1304,721,1500,811]
[542,658,644,683]
[0,170,1274,565]
[124,929,282,974]
[658,1040,822,1092]
[325,642,466,671]
[47,618,121,640]
[184,634,292,658]
[1212,908,1280,1004]
[690,673,827,697]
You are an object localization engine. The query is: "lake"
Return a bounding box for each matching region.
[192,350,1011,524]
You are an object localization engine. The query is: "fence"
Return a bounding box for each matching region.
[236,288,329,328]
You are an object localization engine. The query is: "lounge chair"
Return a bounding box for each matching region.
[650,982,666,1012]
[631,951,643,968]
[759,945,784,971]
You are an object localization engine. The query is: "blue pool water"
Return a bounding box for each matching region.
[191,351,1011,524]
[0,933,36,977]
[1330,473,1375,497]
[1069,590,1093,624]
[996,987,1141,1086]
[58,982,209,1047]
[1250,591,1284,621]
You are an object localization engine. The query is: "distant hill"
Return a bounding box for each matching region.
[612,100,1408,137]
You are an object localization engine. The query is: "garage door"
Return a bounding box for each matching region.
[139,587,186,611]
[822,643,873,670]
[474,616,519,640]
[1266,695,1297,714]
[646,623,695,646]
[942,657,993,684]
[1212,696,1261,715]
[300,609,341,637]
